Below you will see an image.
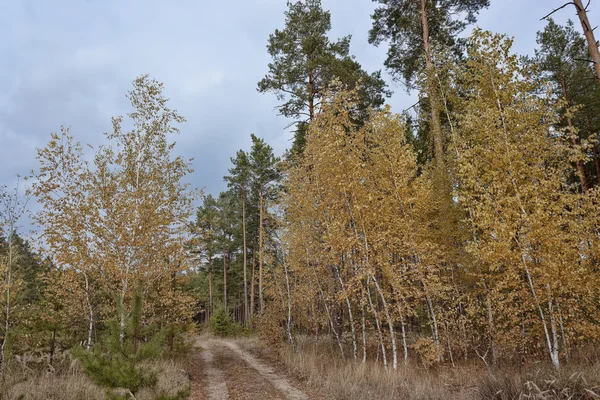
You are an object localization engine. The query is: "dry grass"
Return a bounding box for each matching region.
[237,336,600,400]
[5,357,105,400]
[2,351,191,400]
[476,367,600,399]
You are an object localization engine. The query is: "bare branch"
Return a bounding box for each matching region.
[540,2,576,20]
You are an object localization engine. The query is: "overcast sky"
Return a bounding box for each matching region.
[0,0,589,233]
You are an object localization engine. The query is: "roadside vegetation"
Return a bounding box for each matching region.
[3,0,600,399]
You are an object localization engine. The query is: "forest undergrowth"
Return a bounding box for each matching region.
[238,335,600,400]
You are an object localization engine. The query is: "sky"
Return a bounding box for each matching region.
[0,0,589,233]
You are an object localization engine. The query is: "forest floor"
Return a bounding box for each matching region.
[188,337,320,400]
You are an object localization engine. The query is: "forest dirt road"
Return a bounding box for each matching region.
[188,338,311,400]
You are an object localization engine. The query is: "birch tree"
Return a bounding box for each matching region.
[0,181,28,376]
[31,75,195,346]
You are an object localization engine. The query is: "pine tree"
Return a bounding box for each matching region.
[73,291,184,399]
[224,150,252,323]
[531,19,592,191]
[258,0,389,154]
[369,0,489,169]
[248,135,281,315]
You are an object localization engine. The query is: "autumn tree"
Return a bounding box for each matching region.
[192,194,221,319]
[369,0,489,171]
[31,75,195,351]
[258,0,389,155]
[450,30,600,368]
[283,86,450,369]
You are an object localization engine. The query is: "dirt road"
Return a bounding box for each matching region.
[188,338,311,400]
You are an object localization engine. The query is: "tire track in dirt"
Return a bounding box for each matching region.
[199,341,228,400]
[214,341,285,399]
[190,338,310,400]
[218,340,309,400]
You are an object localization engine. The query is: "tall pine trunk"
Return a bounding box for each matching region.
[242,192,248,324]
[209,270,213,320]
[259,191,265,314]
[251,238,256,319]
[420,0,445,172]
[223,251,228,310]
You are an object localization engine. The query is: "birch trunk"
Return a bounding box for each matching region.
[84,272,94,351]
[283,260,294,346]
[523,259,560,368]
[425,291,442,362]
[310,258,345,360]
[366,280,387,368]
[396,302,409,366]
[371,274,397,370]
[335,265,357,361]
[361,295,367,364]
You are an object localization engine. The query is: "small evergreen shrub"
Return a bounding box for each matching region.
[209,306,243,337]
[73,292,184,399]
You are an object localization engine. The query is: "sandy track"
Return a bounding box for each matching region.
[195,339,229,400]
[191,338,309,400]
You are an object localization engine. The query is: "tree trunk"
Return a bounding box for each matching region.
[119,275,128,349]
[0,232,14,376]
[523,259,560,368]
[420,0,445,173]
[371,274,398,370]
[361,294,367,364]
[366,280,387,368]
[396,301,409,366]
[573,0,600,81]
[209,270,213,320]
[283,260,294,346]
[84,272,94,351]
[546,284,561,367]
[308,66,315,121]
[335,265,357,361]
[223,251,228,311]
[311,261,345,360]
[242,192,248,324]
[259,191,265,314]
[482,281,497,364]
[251,238,256,319]
[425,290,442,362]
